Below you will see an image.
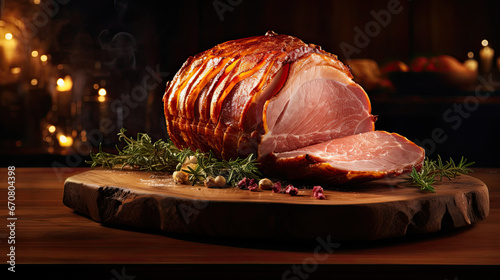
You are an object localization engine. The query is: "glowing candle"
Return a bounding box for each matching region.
[56,75,73,92]
[1,32,17,67]
[479,39,494,74]
[463,51,478,73]
[55,75,73,118]
[57,134,73,147]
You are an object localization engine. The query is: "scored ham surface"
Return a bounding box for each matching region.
[163,31,425,185]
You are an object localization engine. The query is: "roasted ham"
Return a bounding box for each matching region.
[163,31,425,185]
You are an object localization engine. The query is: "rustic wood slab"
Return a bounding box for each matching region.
[62,169,489,241]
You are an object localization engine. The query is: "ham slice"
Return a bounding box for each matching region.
[265,131,425,184]
[163,31,425,186]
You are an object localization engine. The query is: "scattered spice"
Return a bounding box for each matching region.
[238,177,310,197]
[312,186,326,199]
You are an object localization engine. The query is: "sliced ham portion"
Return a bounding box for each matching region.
[163,31,425,186]
[265,131,425,184]
[259,53,375,157]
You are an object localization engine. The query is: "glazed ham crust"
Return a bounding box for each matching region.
[163,31,425,185]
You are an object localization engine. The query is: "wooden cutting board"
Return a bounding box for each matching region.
[63,169,489,241]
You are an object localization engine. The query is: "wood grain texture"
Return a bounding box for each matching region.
[62,169,489,241]
[3,167,499,267]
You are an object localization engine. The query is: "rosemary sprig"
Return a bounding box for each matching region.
[87,128,180,172]
[86,128,261,186]
[180,152,261,186]
[405,155,474,192]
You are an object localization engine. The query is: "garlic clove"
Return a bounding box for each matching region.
[215,175,226,188]
[258,178,273,190]
[173,171,189,184]
[204,176,217,188]
[183,155,198,166]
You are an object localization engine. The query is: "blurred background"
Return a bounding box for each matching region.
[1,0,499,168]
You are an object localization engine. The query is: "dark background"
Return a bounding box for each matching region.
[1,0,499,167]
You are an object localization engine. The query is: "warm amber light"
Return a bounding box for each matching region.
[56,75,73,91]
[33,0,41,4]
[482,39,489,47]
[58,134,73,147]
[467,51,474,59]
[10,67,21,74]
[48,125,56,133]
[98,88,107,96]
[98,95,106,102]
[5,33,13,40]
[31,50,39,57]
[81,130,88,142]
[40,54,48,62]
[31,78,39,86]
[93,83,99,90]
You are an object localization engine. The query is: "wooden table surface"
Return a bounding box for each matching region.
[2,167,500,279]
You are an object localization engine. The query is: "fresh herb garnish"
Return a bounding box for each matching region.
[86,128,261,186]
[405,155,474,192]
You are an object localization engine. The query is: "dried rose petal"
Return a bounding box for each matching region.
[285,185,299,196]
[238,177,256,190]
[238,177,261,191]
[248,178,256,186]
[312,186,326,199]
[272,182,282,193]
[237,177,249,189]
[248,178,259,191]
[312,185,323,194]
[315,192,326,199]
